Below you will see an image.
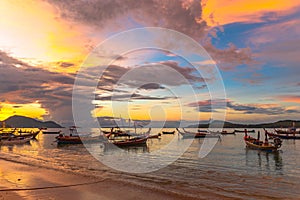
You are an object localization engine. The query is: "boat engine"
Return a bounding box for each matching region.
[273,137,282,148]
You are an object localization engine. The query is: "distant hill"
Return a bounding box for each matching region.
[1,115,62,128]
[188,120,300,128]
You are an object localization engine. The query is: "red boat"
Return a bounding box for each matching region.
[56,126,97,145]
[112,137,148,147]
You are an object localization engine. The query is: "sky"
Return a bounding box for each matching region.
[0,0,300,125]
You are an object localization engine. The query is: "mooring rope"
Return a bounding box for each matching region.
[0,178,106,192]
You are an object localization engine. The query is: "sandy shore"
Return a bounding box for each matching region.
[0,159,201,200]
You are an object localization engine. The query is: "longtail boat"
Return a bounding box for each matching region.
[177,128,220,139]
[274,123,299,135]
[209,130,235,135]
[56,126,98,145]
[112,137,148,147]
[265,129,300,140]
[244,130,282,152]
[1,130,40,139]
[162,130,175,135]
[235,129,255,133]
[42,130,62,134]
[147,133,161,139]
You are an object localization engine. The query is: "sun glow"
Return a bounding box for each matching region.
[0,102,48,121]
[0,0,90,73]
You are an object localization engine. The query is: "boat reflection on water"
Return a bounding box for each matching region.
[100,142,149,154]
[245,148,283,172]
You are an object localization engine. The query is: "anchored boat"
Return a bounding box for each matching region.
[244,130,282,152]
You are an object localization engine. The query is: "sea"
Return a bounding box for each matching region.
[0,128,300,199]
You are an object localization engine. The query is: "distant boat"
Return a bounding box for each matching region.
[221,131,235,135]
[265,129,300,140]
[275,123,299,134]
[177,128,220,139]
[0,137,31,145]
[244,130,282,152]
[275,129,299,134]
[162,130,175,135]
[235,129,255,133]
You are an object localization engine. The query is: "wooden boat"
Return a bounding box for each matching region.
[0,137,31,145]
[265,129,300,140]
[1,130,40,139]
[274,124,299,135]
[56,126,102,145]
[102,128,151,139]
[42,130,62,134]
[275,129,300,134]
[209,130,235,135]
[56,134,82,144]
[147,133,161,139]
[162,130,175,135]
[0,128,17,135]
[177,128,220,139]
[244,130,282,152]
[101,127,132,138]
[235,129,255,133]
[112,137,148,147]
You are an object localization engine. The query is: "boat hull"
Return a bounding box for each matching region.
[267,132,300,139]
[162,131,175,135]
[245,141,278,152]
[112,138,148,147]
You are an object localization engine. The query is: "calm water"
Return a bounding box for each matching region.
[1,128,300,199]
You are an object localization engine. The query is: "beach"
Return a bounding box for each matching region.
[1,129,300,199]
[0,159,195,200]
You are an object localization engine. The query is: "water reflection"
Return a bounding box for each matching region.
[245,148,283,173]
[101,143,150,153]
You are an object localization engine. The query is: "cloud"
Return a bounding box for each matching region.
[277,95,300,103]
[227,101,298,115]
[202,0,300,25]
[187,99,227,112]
[138,83,165,90]
[247,14,300,67]
[95,92,177,102]
[203,43,255,71]
[57,62,75,68]
[48,0,206,39]
[96,61,206,93]
[187,98,298,115]
[0,51,75,122]
[47,0,254,71]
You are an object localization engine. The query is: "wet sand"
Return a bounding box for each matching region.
[0,159,207,200]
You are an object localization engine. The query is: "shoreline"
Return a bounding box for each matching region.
[0,159,207,200]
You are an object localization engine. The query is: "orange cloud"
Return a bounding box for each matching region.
[277,95,300,103]
[202,0,300,25]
